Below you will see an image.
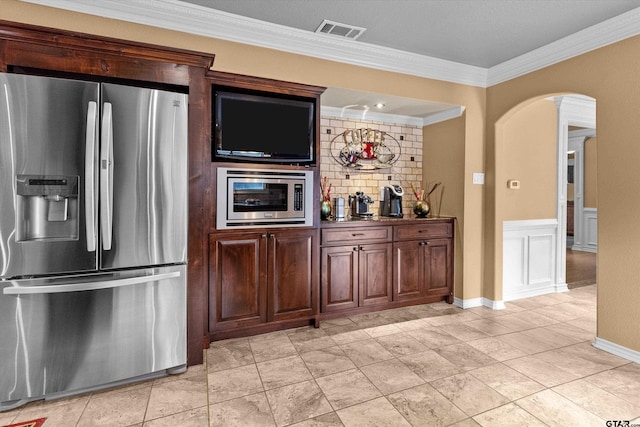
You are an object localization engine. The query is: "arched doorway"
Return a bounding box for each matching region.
[497,93,596,302]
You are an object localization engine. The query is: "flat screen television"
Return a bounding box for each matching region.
[213,89,316,165]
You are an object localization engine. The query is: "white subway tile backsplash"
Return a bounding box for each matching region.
[319,114,423,216]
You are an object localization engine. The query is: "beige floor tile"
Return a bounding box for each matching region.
[516,389,604,427]
[76,386,151,427]
[12,397,88,427]
[315,369,382,410]
[489,314,539,332]
[439,323,491,341]
[400,349,463,382]
[498,331,560,355]
[393,318,431,332]
[348,312,391,329]
[387,383,467,426]
[449,418,482,427]
[360,359,424,395]
[566,316,597,334]
[290,412,344,426]
[466,306,510,318]
[339,339,394,367]
[469,363,545,400]
[375,332,429,356]
[249,334,297,363]
[520,326,584,350]
[433,343,498,371]
[363,323,403,338]
[545,322,595,343]
[300,346,357,378]
[473,403,546,427]
[553,378,640,421]
[207,340,254,372]
[466,337,528,362]
[209,363,264,404]
[320,317,356,328]
[584,363,640,407]
[379,307,420,323]
[256,354,313,389]
[407,326,461,349]
[210,392,276,427]
[425,310,481,326]
[0,413,15,426]
[548,343,629,378]
[504,354,582,387]
[287,327,337,353]
[265,380,333,426]
[464,318,518,336]
[145,375,208,420]
[507,297,548,310]
[336,397,411,427]
[144,406,209,427]
[325,328,371,346]
[430,373,509,417]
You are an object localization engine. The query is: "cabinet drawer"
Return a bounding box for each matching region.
[322,226,392,245]
[394,222,452,241]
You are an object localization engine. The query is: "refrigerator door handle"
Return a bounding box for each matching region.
[85,101,98,252]
[3,271,180,295]
[100,102,114,251]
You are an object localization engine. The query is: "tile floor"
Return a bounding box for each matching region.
[2,284,640,427]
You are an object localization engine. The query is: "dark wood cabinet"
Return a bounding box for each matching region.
[320,218,454,317]
[321,226,393,313]
[267,229,318,322]
[393,238,453,302]
[321,241,392,312]
[209,228,318,338]
[393,222,454,304]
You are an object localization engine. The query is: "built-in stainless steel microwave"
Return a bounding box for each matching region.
[217,167,314,229]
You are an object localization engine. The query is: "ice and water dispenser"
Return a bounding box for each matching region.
[15,175,79,241]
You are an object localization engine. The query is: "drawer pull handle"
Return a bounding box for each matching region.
[351,233,365,236]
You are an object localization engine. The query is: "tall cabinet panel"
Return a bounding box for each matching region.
[209,233,267,331]
[267,229,318,322]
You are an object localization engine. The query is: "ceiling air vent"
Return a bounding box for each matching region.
[315,19,366,40]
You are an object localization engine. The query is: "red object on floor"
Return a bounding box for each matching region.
[2,418,46,427]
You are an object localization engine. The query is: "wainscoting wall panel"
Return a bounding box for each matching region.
[503,219,567,301]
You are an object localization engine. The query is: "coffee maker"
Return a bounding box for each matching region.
[379,184,404,218]
[349,191,374,218]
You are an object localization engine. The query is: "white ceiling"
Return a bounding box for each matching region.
[22,0,640,123]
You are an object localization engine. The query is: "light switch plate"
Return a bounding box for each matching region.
[472,172,484,185]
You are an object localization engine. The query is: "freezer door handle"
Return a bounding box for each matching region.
[3,271,180,295]
[100,102,114,251]
[85,101,98,252]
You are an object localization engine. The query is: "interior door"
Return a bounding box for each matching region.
[99,83,188,270]
[0,73,99,278]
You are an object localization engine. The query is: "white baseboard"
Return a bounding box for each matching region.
[454,297,505,310]
[593,337,640,364]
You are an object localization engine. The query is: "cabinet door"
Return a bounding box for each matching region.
[209,233,267,332]
[321,245,359,312]
[268,229,318,322]
[424,238,453,300]
[393,241,424,301]
[359,243,393,306]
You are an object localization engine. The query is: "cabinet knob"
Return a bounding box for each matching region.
[261,234,267,238]
[359,245,364,251]
[353,247,358,251]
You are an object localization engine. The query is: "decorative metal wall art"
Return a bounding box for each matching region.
[330,128,401,171]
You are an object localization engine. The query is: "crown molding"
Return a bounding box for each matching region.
[321,105,465,127]
[487,7,640,86]
[321,106,424,127]
[20,0,488,86]
[19,0,640,89]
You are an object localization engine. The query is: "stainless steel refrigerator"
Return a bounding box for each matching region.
[0,73,188,411]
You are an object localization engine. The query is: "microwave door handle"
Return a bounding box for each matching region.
[2,271,181,295]
[85,101,98,252]
[100,102,114,251]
